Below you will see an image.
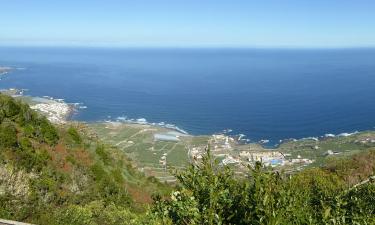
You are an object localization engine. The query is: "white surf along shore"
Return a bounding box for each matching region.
[0,87,368,145]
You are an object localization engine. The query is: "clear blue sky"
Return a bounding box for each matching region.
[1,0,375,48]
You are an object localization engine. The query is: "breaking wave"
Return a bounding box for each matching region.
[114,116,189,134]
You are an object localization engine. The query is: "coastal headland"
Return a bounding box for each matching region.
[0,88,75,124]
[0,66,12,75]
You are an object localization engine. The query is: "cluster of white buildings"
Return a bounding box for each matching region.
[239,151,314,167]
[190,147,204,160]
[31,101,71,124]
[240,151,285,167]
[212,134,234,150]
[159,153,168,171]
[354,138,375,144]
[221,155,240,165]
[290,157,314,164]
[188,133,318,169]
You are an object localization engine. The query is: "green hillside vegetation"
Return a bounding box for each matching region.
[0,94,169,224]
[0,93,374,224]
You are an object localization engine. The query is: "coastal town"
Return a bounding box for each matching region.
[30,99,73,124]
[188,132,315,173]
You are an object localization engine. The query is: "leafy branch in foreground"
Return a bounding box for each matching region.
[152,147,375,225]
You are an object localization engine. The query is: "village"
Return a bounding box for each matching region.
[188,133,315,171]
[30,99,73,124]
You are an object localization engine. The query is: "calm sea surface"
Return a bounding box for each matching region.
[0,47,374,145]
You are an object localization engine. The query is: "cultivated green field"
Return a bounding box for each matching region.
[278,131,375,165]
[87,122,210,182]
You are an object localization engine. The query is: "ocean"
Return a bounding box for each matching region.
[0,47,375,145]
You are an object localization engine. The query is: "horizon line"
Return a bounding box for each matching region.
[1,43,375,50]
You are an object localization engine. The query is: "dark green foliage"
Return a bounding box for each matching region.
[0,94,59,146]
[0,95,21,118]
[38,117,59,145]
[95,144,111,165]
[0,121,18,148]
[112,168,125,184]
[90,162,108,181]
[14,143,48,172]
[90,162,132,207]
[343,184,375,223]
[0,94,58,171]
[152,148,375,224]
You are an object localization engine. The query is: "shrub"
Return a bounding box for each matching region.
[0,96,21,117]
[0,121,18,148]
[95,145,111,165]
[38,118,59,145]
[152,148,375,224]
[67,126,82,145]
[53,201,141,225]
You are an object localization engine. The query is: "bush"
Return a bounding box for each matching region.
[95,145,111,165]
[38,118,59,145]
[67,126,82,145]
[0,121,18,148]
[53,201,141,225]
[0,95,21,118]
[152,148,375,224]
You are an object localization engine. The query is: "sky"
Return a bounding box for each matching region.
[1,0,375,48]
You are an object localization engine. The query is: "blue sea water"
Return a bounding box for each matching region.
[0,47,375,145]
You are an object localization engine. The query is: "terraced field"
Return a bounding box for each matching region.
[278,131,375,166]
[88,122,210,182]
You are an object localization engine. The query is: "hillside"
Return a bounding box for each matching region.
[0,94,169,224]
